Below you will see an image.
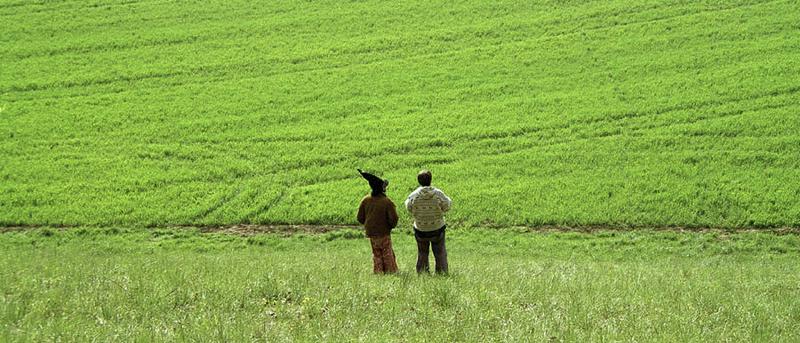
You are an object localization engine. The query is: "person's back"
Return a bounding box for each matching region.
[405,186,450,231]
[405,170,451,274]
[358,194,398,237]
[356,169,399,274]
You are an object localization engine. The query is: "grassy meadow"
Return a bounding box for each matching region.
[2,1,800,341]
[2,227,799,341]
[1,0,799,227]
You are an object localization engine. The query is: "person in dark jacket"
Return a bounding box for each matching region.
[357,169,399,274]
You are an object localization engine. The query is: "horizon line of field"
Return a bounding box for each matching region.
[6,0,784,60]
[3,0,786,98]
[1,223,799,235]
[3,0,771,59]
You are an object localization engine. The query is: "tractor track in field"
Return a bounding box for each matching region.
[1,224,799,236]
[177,86,796,194]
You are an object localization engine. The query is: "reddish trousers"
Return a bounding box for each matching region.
[369,235,398,274]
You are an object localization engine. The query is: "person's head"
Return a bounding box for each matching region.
[374,179,389,197]
[417,170,432,187]
[358,169,389,197]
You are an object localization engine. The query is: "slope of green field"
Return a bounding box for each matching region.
[1,0,799,227]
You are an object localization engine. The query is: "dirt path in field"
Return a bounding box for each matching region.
[197,224,356,235]
[199,224,800,235]
[2,224,799,235]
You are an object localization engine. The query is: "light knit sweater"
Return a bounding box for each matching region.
[404,186,451,231]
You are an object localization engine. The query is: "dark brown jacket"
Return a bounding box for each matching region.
[357,195,399,237]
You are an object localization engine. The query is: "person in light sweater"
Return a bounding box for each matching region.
[357,169,399,274]
[404,170,452,274]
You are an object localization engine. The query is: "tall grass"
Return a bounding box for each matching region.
[1,228,798,341]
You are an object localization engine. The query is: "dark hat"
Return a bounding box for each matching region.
[358,169,388,193]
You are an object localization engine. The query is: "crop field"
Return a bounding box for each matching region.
[2,0,800,341]
[1,0,799,228]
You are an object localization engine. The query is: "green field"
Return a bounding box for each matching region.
[1,228,799,341]
[2,1,800,341]
[2,0,799,227]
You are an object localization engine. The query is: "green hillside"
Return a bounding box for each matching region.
[1,0,798,227]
